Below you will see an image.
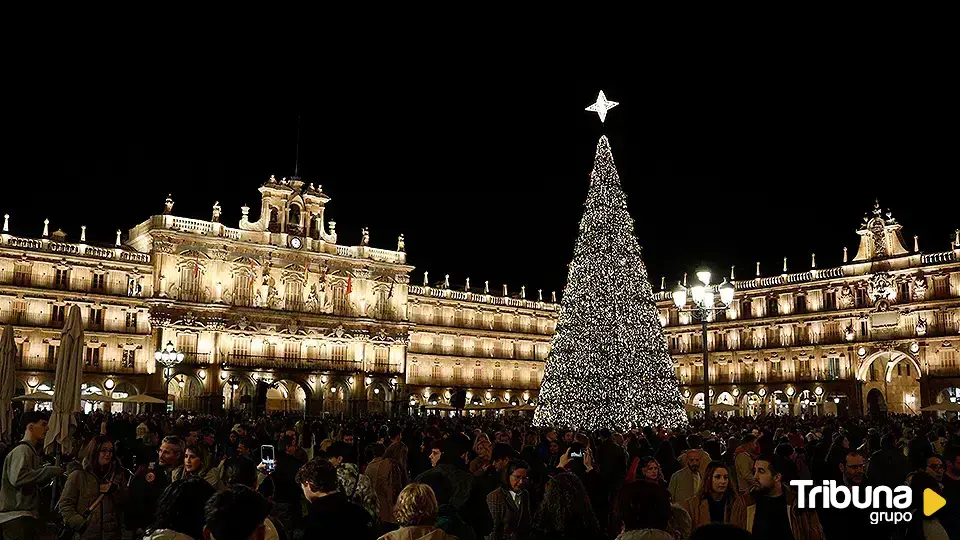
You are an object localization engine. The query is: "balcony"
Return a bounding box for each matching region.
[0,310,50,327]
[222,354,361,373]
[0,270,142,298]
[367,362,403,375]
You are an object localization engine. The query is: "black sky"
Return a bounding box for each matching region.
[4,78,957,299]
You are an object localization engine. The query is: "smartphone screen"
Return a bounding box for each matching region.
[261,445,275,472]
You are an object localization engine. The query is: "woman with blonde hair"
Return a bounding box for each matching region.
[378,483,457,540]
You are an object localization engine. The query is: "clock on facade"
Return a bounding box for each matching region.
[289,236,303,249]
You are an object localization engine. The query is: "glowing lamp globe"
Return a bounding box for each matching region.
[719,279,735,306]
[672,283,687,308]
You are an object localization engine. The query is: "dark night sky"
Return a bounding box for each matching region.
[4,77,956,299]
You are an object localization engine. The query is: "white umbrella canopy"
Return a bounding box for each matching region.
[119,394,166,404]
[0,325,17,442]
[44,305,84,454]
[921,402,960,412]
[12,391,55,401]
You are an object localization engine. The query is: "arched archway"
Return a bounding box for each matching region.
[222,375,254,411]
[267,379,308,413]
[936,387,960,404]
[322,382,350,415]
[167,373,202,410]
[768,390,790,416]
[867,388,886,417]
[859,350,921,414]
[742,392,762,417]
[367,383,389,415]
[794,389,819,416]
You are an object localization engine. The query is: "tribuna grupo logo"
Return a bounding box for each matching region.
[791,480,912,524]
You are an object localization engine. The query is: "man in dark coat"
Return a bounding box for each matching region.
[293,458,374,540]
[867,434,911,488]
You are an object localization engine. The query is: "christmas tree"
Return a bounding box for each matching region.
[533,136,688,430]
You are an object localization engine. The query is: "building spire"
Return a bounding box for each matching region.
[811,253,816,268]
[756,262,760,277]
[294,116,301,178]
[730,265,735,280]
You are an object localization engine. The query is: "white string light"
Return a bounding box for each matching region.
[533,135,688,430]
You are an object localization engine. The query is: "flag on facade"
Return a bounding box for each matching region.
[346,276,352,294]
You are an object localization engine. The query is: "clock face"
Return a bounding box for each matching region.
[289,236,302,249]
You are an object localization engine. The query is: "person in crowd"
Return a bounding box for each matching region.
[868,433,912,488]
[378,483,457,540]
[683,461,737,530]
[261,435,306,533]
[294,458,374,539]
[940,445,960,540]
[203,485,275,540]
[731,453,823,540]
[925,454,945,485]
[128,435,184,535]
[418,470,475,540]
[366,442,405,528]
[614,480,673,540]
[733,434,759,494]
[597,428,628,496]
[415,435,475,512]
[470,434,493,475]
[487,459,531,540]
[908,471,949,540]
[173,443,224,490]
[668,446,702,503]
[667,503,693,540]
[678,435,710,478]
[818,449,872,538]
[627,456,667,489]
[135,424,160,469]
[225,431,240,459]
[328,440,380,521]
[58,436,128,540]
[529,472,601,540]
[144,478,216,540]
[0,411,62,539]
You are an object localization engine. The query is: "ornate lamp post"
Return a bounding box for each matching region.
[673,270,735,417]
[155,341,185,407]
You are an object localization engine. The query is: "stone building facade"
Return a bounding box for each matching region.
[3,176,557,415]
[661,203,960,417]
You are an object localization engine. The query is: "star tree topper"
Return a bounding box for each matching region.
[585,90,619,123]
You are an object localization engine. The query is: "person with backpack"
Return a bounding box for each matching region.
[328,441,379,522]
[0,411,62,539]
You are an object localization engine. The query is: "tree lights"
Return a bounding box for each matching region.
[533,136,687,430]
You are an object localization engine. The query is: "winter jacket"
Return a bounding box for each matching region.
[733,446,757,494]
[415,464,475,511]
[436,504,476,540]
[684,493,737,529]
[867,448,912,488]
[366,456,405,524]
[378,525,458,540]
[0,438,60,516]
[294,492,374,540]
[730,484,823,540]
[171,463,225,491]
[59,459,129,540]
[486,486,530,540]
[667,467,701,503]
[337,462,380,521]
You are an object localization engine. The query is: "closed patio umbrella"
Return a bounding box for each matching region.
[0,325,17,442]
[44,304,84,455]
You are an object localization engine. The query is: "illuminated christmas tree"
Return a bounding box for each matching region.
[533,135,688,430]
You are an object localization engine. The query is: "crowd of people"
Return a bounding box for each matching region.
[0,407,956,540]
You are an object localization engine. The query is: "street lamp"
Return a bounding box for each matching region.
[155,341,185,408]
[673,270,735,417]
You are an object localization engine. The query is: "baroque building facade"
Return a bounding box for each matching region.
[661,203,960,417]
[3,176,557,416]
